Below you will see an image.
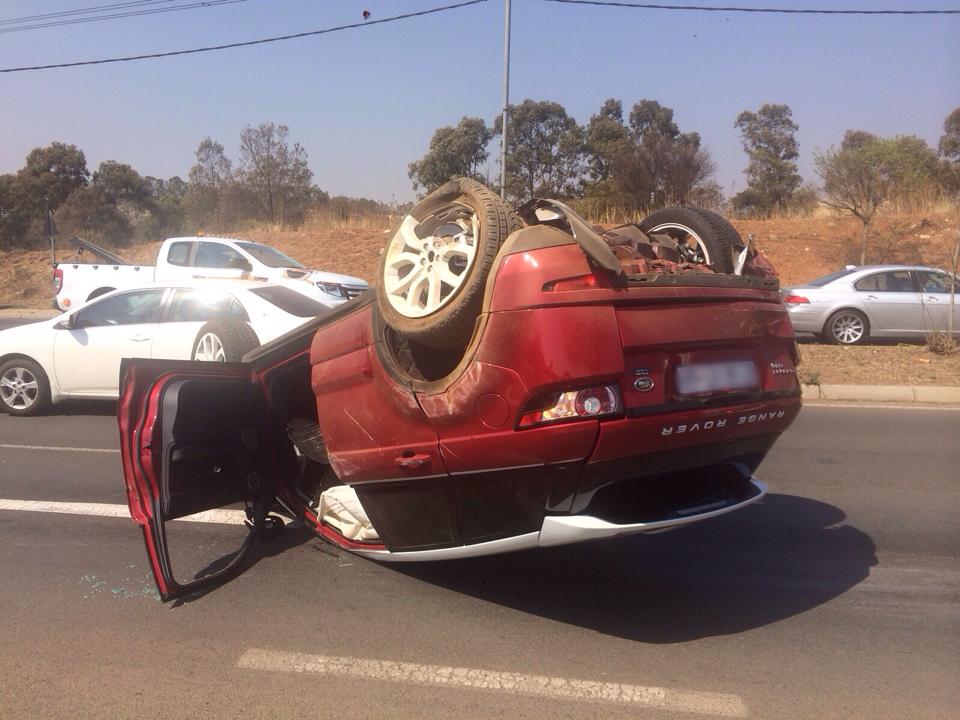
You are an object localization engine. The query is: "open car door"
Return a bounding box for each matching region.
[118,358,275,601]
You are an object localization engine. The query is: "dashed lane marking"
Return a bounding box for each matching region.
[1,443,120,453]
[236,648,748,717]
[0,499,246,524]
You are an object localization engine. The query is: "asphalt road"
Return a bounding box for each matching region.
[0,404,957,719]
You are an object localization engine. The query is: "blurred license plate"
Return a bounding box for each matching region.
[675,361,759,396]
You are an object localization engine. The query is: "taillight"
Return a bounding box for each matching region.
[782,294,809,305]
[543,273,608,292]
[53,267,63,293]
[518,384,621,428]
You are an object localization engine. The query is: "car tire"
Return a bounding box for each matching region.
[0,357,51,416]
[375,177,522,349]
[87,287,115,301]
[191,320,260,362]
[638,207,737,273]
[824,309,870,345]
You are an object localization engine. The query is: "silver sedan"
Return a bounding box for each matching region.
[783,265,959,344]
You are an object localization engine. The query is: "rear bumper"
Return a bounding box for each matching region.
[350,478,766,562]
[786,305,826,333]
[539,478,766,546]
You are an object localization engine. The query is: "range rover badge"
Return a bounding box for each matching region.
[633,369,655,392]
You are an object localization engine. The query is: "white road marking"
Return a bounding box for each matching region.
[0,499,246,524]
[236,648,748,717]
[0,443,120,454]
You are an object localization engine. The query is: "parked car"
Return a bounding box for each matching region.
[0,281,332,415]
[117,178,802,601]
[53,236,369,311]
[783,265,959,345]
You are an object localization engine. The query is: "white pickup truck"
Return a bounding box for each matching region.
[52,236,369,311]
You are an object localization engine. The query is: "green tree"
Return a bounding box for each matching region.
[816,133,940,264]
[582,98,716,215]
[237,123,313,225]
[494,99,584,202]
[93,161,150,204]
[187,138,233,228]
[734,103,802,215]
[18,142,90,210]
[939,108,960,162]
[584,98,630,182]
[408,117,492,194]
[0,143,90,249]
[940,108,960,200]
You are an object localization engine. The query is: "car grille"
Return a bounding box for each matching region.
[342,284,369,300]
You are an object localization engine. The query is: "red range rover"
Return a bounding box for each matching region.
[118,178,801,601]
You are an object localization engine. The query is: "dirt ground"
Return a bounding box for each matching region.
[797,342,960,386]
[3,211,957,385]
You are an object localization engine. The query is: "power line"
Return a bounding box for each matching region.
[543,0,960,15]
[0,1,251,35]
[0,0,489,73]
[0,1,178,26]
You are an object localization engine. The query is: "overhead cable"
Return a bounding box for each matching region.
[0,0,178,26]
[543,0,960,15]
[0,1,251,35]
[0,0,489,73]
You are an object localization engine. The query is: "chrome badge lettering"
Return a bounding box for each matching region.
[661,410,785,436]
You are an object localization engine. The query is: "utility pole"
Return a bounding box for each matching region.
[500,0,512,199]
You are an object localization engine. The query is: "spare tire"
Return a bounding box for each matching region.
[191,320,260,362]
[376,178,522,349]
[638,207,739,273]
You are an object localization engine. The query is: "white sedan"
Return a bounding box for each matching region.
[0,280,338,415]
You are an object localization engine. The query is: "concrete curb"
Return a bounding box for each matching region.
[803,384,960,405]
[0,307,59,320]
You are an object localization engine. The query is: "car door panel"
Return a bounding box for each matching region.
[916,271,956,334]
[856,271,921,334]
[54,324,159,393]
[118,358,272,601]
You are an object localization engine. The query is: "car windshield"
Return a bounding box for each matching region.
[249,286,330,317]
[806,269,858,287]
[234,241,305,269]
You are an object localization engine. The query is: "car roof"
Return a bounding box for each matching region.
[800,265,946,285]
[165,236,261,245]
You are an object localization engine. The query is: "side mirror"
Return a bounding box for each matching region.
[55,314,77,330]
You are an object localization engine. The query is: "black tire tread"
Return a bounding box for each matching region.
[192,320,261,361]
[638,207,738,273]
[376,177,522,349]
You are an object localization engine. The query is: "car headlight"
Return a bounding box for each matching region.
[317,282,345,297]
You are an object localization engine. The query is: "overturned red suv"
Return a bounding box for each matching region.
[119,178,801,600]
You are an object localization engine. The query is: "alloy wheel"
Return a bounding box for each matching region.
[831,313,865,344]
[382,203,480,318]
[646,222,713,265]
[194,333,227,361]
[0,366,40,411]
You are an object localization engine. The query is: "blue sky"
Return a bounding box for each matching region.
[1,0,958,202]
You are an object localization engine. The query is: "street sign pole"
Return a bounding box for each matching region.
[500,0,511,199]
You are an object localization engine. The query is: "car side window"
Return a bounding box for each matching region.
[167,289,249,323]
[853,274,878,291]
[194,243,248,269]
[917,271,954,294]
[856,271,915,293]
[74,289,165,328]
[166,241,193,266]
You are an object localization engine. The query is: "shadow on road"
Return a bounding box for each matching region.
[392,493,877,643]
[52,399,118,416]
[169,521,317,608]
